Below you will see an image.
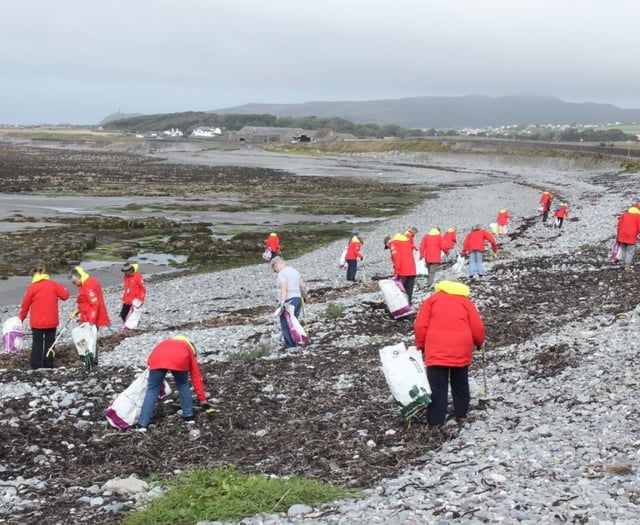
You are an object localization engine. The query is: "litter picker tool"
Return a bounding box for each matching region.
[46,311,78,358]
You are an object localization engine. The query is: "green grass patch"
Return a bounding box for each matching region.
[123,467,353,525]
[322,303,346,319]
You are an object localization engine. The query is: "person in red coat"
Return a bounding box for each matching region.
[345,233,364,282]
[19,263,70,369]
[419,228,447,287]
[135,336,213,431]
[540,191,553,223]
[265,232,281,259]
[553,202,569,229]
[461,225,498,279]
[120,261,146,323]
[442,227,458,261]
[496,209,512,234]
[385,232,417,305]
[69,266,111,366]
[414,280,485,426]
[616,206,640,270]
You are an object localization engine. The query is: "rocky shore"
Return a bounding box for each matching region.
[1,147,639,524]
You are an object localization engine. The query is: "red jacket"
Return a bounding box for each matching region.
[147,337,206,402]
[74,267,110,327]
[461,229,498,255]
[414,281,485,367]
[345,236,363,261]
[617,208,640,244]
[122,265,146,305]
[265,234,280,253]
[419,229,446,263]
[19,275,70,329]
[388,233,416,277]
[442,229,457,251]
[554,204,569,219]
[496,210,511,226]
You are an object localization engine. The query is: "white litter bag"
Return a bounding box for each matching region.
[379,342,431,418]
[283,303,309,345]
[72,322,97,358]
[105,368,172,429]
[339,249,347,269]
[378,278,412,319]
[452,255,467,276]
[124,304,143,330]
[415,255,429,277]
[2,316,24,354]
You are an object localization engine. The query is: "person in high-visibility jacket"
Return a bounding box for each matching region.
[461,225,498,280]
[616,206,640,270]
[345,233,364,282]
[419,228,447,288]
[496,209,512,234]
[120,261,146,324]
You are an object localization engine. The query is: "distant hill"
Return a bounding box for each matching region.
[98,111,144,125]
[210,95,640,128]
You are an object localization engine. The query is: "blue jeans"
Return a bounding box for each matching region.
[279,296,302,348]
[138,369,193,427]
[346,259,358,281]
[469,250,484,277]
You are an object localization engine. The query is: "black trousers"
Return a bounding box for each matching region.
[31,327,56,369]
[346,259,358,281]
[120,303,131,322]
[426,365,470,426]
[399,276,416,305]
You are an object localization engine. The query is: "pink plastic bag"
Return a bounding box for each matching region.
[283,304,309,345]
[609,241,621,263]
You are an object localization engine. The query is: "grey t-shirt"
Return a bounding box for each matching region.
[275,266,302,300]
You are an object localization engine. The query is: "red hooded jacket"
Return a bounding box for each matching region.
[19,275,70,329]
[496,210,511,226]
[73,267,110,327]
[345,236,363,261]
[617,208,640,244]
[147,337,206,402]
[419,229,446,263]
[122,264,146,305]
[461,229,498,255]
[388,233,416,277]
[265,234,280,253]
[414,281,485,367]
[442,229,457,251]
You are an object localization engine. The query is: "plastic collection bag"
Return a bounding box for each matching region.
[379,342,431,418]
[452,255,467,275]
[2,316,24,354]
[124,304,143,330]
[72,322,97,358]
[283,303,309,345]
[105,368,172,429]
[609,241,622,263]
[339,249,347,269]
[378,278,412,319]
[262,248,273,261]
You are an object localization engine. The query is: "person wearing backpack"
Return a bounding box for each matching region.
[19,263,70,369]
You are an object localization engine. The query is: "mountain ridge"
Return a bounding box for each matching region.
[209,95,640,129]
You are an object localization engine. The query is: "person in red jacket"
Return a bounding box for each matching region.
[120,261,146,324]
[419,228,447,288]
[442,227,458,261]
[553,202,569,229]
[385,232,417,305]
[264,232,281,260]
[496,209,512,234]
[135,336,213,431]
[414,280,485,426]
[461,225,498,279]
[69,266,111,366]
[19,263,70,369]
[540,191,553,223]
[345,233,364,282]
[616,206,640,270]
[404,227,418,252]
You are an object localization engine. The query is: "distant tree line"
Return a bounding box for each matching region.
[103,111,429,138]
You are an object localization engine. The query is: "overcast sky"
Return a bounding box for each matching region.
[2,0,639,125]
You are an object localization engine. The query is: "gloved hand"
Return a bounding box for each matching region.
[274,305,284,316]
[475,345,486,356]
[200,401,215,414]
[359,255,364,261]
[132,299,142,308]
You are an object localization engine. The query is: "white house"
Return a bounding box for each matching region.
[191,126,222,138]
[163,128,183,137]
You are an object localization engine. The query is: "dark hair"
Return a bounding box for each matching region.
[30,262,46,275]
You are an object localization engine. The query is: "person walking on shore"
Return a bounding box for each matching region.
[120,261,146,325]
[345,232,364,282]
[616,206,640,271]
[553,202,569,229]
[385,232,417,305]
[540,191,553,223]
[271,256,308,349]
[461,225,498,280]
[496,209,512,235]
[442,227,458,262]
[419,228,447,288]
[264,232,281,260]
[19,263,70,369]
[414,280,485,427]
[134,335,213,432]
